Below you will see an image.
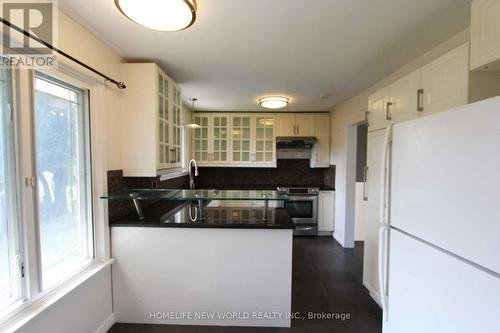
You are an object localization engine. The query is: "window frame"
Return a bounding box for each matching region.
[0,66,100,324]
[31,71,95,291]
[0,67,25,314]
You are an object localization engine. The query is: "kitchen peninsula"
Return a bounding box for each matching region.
[102,189,294,328]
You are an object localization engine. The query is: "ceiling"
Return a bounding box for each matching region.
[58,0,470,112]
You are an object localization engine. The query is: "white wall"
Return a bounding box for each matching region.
[330,29,470,248]
[13,9,124,333]
[15,267,113,333]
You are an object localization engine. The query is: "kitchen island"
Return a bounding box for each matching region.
[103,189,294,328]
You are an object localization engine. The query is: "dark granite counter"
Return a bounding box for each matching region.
[110,201,294,229]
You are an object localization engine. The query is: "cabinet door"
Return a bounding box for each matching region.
[311,114,330,167]
[254,115,276,164]
[211,116,229,162]
[318,191,335,232]
[193,115,210,162]
[157,71,170,169]
[471,0,500,71]
[363,128,386,302]
[276,114,296,136]
[420,43,469,115]
[368,87,390,131]
[295,114,314,136]
[231,115,252,163]
[389,70,420,123]
[170,84,182,166]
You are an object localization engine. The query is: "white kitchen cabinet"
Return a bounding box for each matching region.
[276,114,314,136]
[389,70,421,123]
[368,43,469,131]
[420,43,469,115]
[276,114,296,136]
[253,115,276,165]
[193,113,276,167]
[232,115,252,163]
[194,114,230,164]
[471,0,500,71]
[310,114,330,168]
[368,87,390,132]
[121,63,182,177]
[295,114,315,136]
[318,191,335,233]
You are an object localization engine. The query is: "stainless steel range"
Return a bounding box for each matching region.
[277,187,319,236]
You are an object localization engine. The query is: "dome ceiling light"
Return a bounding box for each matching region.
[115,0,197,32]
[259,96,289,109]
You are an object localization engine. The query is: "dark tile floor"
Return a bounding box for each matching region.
[108,237,382,333]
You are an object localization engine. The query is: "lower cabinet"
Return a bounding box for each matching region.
[318,191,335,234]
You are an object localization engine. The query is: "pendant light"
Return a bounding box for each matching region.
[115,0,197,32]
[183,98,201,129]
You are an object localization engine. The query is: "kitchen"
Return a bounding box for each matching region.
[0,1,499,333]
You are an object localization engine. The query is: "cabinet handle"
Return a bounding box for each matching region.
[293,125,296,135]
[417,89,424,112]
[363,166,369,201]
[365,111,370,127]
[297,125,299,135]
[386,102,393,121]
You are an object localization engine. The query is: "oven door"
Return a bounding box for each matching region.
[283,196,318,225]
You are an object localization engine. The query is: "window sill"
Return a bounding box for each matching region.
[0,259,115,333]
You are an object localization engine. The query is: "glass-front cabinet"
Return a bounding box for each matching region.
[192,113,276,167]
[157,68,181,169]
[212,116,229,162]
[121,63,184,177]
[194,114,229,163]
[254,116,275,164]
[232,115,252,163]
[172,85,182,166]
[194,115,209,162]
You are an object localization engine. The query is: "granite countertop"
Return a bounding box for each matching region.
[110,200,294,229]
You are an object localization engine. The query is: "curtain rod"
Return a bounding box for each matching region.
[0,18,126,89]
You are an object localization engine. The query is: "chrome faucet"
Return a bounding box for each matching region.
[188,159,199,189]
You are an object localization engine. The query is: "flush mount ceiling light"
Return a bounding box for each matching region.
[259,96,289,109]
[115,0,197,32]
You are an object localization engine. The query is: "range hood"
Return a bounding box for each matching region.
[276,136,317,149]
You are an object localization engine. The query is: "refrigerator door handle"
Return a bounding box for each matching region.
[379,123,393,225]
[378,226,390,321]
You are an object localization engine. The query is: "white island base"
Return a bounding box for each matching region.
[111,227,293,327]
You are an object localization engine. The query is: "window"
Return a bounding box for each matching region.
[33,73,92,290]
[0,69,21,312]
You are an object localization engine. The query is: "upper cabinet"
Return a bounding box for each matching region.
[193,114,229,164]
[310,114,331,168]
[367,87,390,131]
[194,114,276,167]
[276,114,314,136]
[368,43,469,131]
[471,0,500,71]
[419,43,469,115]
[121,63,183,177]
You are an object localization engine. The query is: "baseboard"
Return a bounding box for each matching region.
[363,280,382,308]
[95,313,115,333]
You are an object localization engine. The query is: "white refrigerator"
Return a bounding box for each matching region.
[379,97,500,332]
